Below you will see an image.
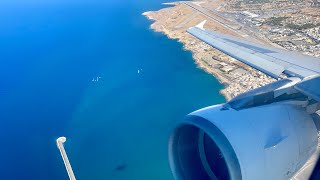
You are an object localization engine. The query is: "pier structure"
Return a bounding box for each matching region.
[56,137,76,180]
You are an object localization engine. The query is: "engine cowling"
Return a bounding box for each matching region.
[168,101,318,180]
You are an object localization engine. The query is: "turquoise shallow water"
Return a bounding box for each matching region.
[0,1,225,179]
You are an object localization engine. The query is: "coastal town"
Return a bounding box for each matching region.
[143,0,320,100]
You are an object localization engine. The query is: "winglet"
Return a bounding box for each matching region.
[196,20,207,30]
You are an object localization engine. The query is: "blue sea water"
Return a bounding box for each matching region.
[0,1,225,179]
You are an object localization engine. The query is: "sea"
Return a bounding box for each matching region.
[0,0,225,179]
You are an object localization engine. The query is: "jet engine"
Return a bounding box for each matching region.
[168,101,318,180]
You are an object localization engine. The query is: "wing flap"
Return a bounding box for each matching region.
[295,75,320,102]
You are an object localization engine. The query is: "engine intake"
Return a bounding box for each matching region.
[169,116,241,180]
[169,102,318,180]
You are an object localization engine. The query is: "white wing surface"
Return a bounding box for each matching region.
[188,22,320,79]
[188,21,320,101]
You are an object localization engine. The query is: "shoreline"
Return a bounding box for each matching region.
[142,1,275,101]
[143,10,233,100]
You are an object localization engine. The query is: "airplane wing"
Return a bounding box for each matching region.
[188,21,320,101]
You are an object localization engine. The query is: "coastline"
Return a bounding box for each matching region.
[143,5,235,100]
[142,1,274,101]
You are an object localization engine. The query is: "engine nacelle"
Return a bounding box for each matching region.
[169,101,318,180]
